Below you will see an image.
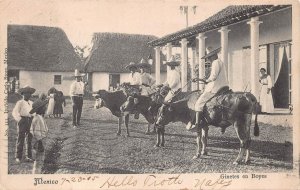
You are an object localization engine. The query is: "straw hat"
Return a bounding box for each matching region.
[18,85,36,95]
[125,62,138,70]
[201,47,221,59]
[74,69,85,77]
[137,58,151,68]
[29,99,48,114]
[165,55,180,67]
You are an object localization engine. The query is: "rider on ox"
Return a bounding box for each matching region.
[162,55,181,103]
[125,61,141,119]
[137,58,156,96]
[188,47,229,132]
[126,62,141,86]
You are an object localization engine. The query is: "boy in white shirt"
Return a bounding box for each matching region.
[12,86,35,163]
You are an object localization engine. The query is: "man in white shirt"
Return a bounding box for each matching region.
[163,55,181,103]
[188,47,229,132]
[12,85,36,163]
[125,62,141,85]
[138,58,156,96]
[70,69,86,128]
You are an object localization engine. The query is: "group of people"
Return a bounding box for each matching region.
[46,87,66,118]
[11,46,275,166]
[12,86,49,166]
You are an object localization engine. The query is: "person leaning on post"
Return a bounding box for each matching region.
[70,69,87,128]
[12,85,36,163]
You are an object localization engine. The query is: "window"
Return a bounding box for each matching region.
[54,75,62,85]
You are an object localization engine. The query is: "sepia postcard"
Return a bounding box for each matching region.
[0,0,299,189]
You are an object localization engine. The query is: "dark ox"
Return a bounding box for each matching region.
[93,84,155,136]
[93,89,130,136]
[156,90,259,165]
[120,93,163,135]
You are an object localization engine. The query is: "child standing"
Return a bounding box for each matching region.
[54,91,66,118]
[12,85,36,163]
[29,97,49,174]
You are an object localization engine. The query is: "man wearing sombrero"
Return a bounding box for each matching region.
[12,85,36,163]
[70,69,86,128]
[137,58,156,96]
[126,62,141,85]
[163,55,181,103]
[188,47,229,131]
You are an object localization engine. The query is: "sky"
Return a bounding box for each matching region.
[1,0,228,47]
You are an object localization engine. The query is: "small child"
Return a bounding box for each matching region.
[54,91,66,118]
[29,96,49,174]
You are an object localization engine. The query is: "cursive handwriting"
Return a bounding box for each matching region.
[144,174,183,187]
[100,176,137,189]
[194,177,232,190]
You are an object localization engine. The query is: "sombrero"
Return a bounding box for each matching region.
[137,58,151,68]
[74,69,85,77]
[201,47,221,59]
[165,55,180,67]
[29,99,48,114]
[125,62,138,70]
[18,85,36,95]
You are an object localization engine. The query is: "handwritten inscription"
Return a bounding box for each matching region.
[100,176,138,188]
[144,174,183,187]
[194,177,232,190]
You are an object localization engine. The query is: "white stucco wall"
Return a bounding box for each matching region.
[19,71,74,96]
[92,72,109,91]
[202,8,292,92]
[92,72,167,92]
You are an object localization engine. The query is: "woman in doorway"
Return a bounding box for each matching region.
[259,68,274,114]
[46,87,57,117]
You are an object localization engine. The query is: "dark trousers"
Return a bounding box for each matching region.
[72,96,83,125]
[16,117,33,159]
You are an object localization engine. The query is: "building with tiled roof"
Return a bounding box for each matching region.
[148,5,293,112]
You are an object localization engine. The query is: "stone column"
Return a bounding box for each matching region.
[247,17,262,98]
[180,38,188,92]
[191,48,197,91]
[154,46,161,85]
[166,43,172,78]
[218,26,230,78]
[197,33,207,91]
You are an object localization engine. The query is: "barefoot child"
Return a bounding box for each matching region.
[29,96,49,174]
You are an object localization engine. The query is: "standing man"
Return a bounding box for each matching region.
[70,69,86,128]
[12,85,36,163]
[188,47,229,131]
[163,55,181,103]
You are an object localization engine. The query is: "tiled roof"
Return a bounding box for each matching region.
[148,5,291,47]
[85,33,167,73]
[8,25,83,72]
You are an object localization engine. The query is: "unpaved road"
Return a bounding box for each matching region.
[8,98,293,174]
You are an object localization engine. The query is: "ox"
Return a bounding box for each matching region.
[155,90,259,165]
[93,85,156,136]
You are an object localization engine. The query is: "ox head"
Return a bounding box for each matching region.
[93,90,105,109]
[155,102,174,126]
[120,94,140,115]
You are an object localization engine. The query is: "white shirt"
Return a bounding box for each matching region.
[12,99,33,122]
[31,114,48,140]
[164,69,181,92]
[140,73,156,87]
[205,58,229,93]
[129,72,141,85]
[70,81,85,96]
